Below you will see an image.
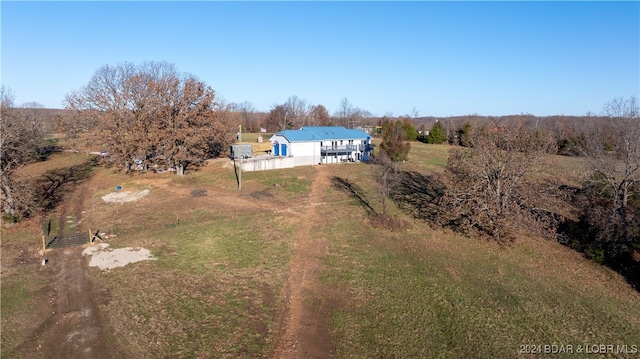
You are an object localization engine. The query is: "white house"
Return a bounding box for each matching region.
[269,126,374,167]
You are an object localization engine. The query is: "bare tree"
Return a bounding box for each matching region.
[373,152,398,216]
[411,106,420,119]
[350,107,372,129]
[1,86,46,220]
[576,96,640,260]
[263,104,292,132]
[581,97,640,210]
[0,85,13,108]
[233,101,259,132]
[309,104,331,126]
[64,62,155,167]
[63,62,234,175]
[284,95,310,128]
[333,98,372,129]
[335,97,354,127]
[442,122,556,242]
[261,96,312,131]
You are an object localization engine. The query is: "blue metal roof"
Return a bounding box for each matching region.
[273,126,371,142]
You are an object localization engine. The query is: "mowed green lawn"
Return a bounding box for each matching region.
[2,142,639,358]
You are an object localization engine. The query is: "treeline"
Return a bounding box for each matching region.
[401,113,636,158]
[239,96,373,132]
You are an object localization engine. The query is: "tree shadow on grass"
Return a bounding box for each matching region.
[389,170,446,224]
[332,176,412,231]
[558,218,640,293]
[613,253,640,293]
[331,176,376,214]
[332,172,447,226]
[34,157,97,214]
[550,182,640,293]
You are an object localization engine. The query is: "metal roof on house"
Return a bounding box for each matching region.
[271,126,371,142]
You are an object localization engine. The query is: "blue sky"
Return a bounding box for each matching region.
[2,1,638,117]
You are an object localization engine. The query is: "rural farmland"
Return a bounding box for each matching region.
[2,141,639,358]
[3,1,639,357]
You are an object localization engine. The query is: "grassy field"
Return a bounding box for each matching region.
[322,216,640,358]
[2,142,639,358]
[318,154,640,358]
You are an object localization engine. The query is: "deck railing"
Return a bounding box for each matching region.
[321,144,374,153]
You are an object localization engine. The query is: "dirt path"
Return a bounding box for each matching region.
[272,165,335,359]
[36,246,115,358]
[27,180,118,359]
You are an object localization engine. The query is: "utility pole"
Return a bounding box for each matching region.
[238,124,242,189]
[234,158,242,190]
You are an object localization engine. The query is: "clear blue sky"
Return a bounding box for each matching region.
[2,1,638,117]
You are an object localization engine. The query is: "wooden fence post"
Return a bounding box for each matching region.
[89,229,101,243]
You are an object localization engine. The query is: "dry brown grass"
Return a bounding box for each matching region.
[2,147,640,358]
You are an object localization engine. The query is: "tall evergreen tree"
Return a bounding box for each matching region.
[426,121,446,144]
[457,121,472,146]
[402,119,419,141]
[380,119,410,162]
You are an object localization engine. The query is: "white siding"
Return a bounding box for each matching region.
[291,141,318,157]
[291,141,320,166]
[268,132,371,170]
[270,135,291,157]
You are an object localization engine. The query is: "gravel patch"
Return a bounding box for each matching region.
[101,189,150,203]
[82,243,156,271]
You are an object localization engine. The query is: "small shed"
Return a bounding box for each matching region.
[230,144,253,159]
